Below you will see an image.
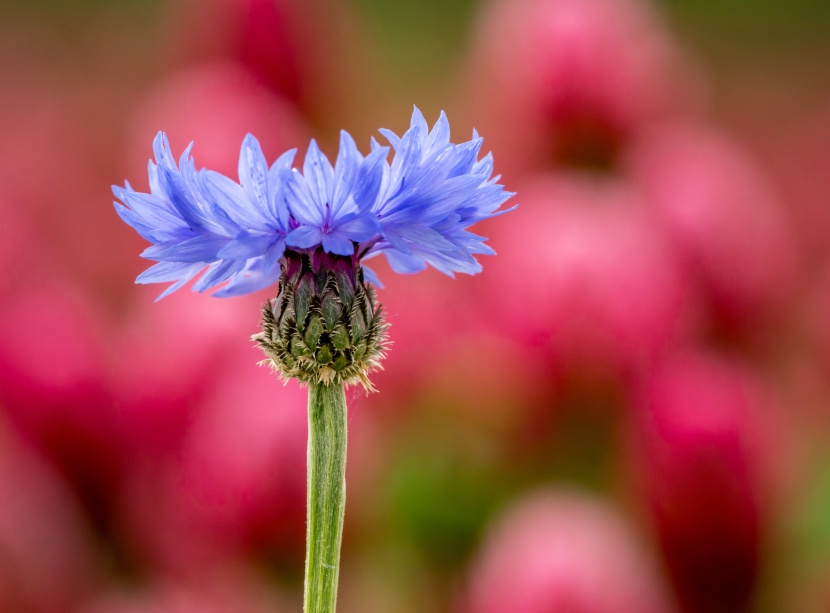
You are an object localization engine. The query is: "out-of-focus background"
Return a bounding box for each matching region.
[1,0,830,611]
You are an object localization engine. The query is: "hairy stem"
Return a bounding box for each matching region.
[304,382,348,613]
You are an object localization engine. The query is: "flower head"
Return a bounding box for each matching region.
[114,107,514,386]
[114,107,514,299]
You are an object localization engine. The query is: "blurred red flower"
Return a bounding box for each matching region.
[464,489,675,613]
[628,352,776,613]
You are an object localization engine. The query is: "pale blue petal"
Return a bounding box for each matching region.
[114,203,157,243]
[384,249,427,274]
[303,140,334,211]
[142,235,229,263]
[321,232,355,256]
[410,106,429,134]
[283,168,324,226]
[192,258,246,293]
[267,148,296,227]
[216,233,277,259]
[331,131,360,217]
[353,146,388,211]
[361,264,383,288]
[426,111,451,153]
[201,170,261,229]
[238,134,269,214]
[286,225,324,249]
[336,215,380,243]
[136,260,201,284]
[398,226,457,251]
[378,129,400,151]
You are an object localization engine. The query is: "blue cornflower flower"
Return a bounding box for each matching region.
[114,107,514,301]
[113,109,515,613]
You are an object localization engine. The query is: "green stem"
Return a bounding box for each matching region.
[304,382,348,613]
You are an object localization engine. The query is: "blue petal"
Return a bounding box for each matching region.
[201,171,261,229]
[378,129,401,151]
[267,148,296,227]
[114,203,157,243]
[426,111,451,154]
[379,228,412,255]
[286,225,324,249]
[136,260,201,283]
[353,146,389,211]
[238,134,269,215]
[321,232,355,256]
[384,249,427,274]
[410,106,429,135]
[336,215,380,243]
[192,258,246,293]
[142,235,229,263]
[360,264,383,288]
[331,131,360,217]
[303,140,334,212]
[119,190,191,232]
[212,244,284,297]
[212,270,274,297]
[398,226,457,251]
[216,233,277,259]
[136,260,205,301]
[283,168,324,227]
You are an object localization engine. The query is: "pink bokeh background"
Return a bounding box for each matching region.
[1,0,830,610]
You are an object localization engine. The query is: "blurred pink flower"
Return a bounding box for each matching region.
[485,173,692,386]
[0,200,37,300]
[163,0,309,102]
[466,0,703,177]
[624,122,800,332]
[802,261,830,388]
[0,280,124,511]
[79,566,293,613]
[111,289,258,458]
[366,264,484,404]
[417,331,549,427]
[0,75,139,297]
[783,100,830,262]
[628,352,775,613]
[119,342,308,572]
[0,422,102,612]
[161,0,367,115]
[464,489,675,613]
[126,62,308,181]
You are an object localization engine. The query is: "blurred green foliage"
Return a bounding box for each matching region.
[795,454,830,561]
[354,0,830,67]
[0,0,162,23]
[662,0,830,46]
[355,0,478,72]
[9,0,826,67]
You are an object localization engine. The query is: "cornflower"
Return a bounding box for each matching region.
[114,107,514,613]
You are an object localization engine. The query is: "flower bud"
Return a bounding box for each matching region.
[254,249,387,389]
